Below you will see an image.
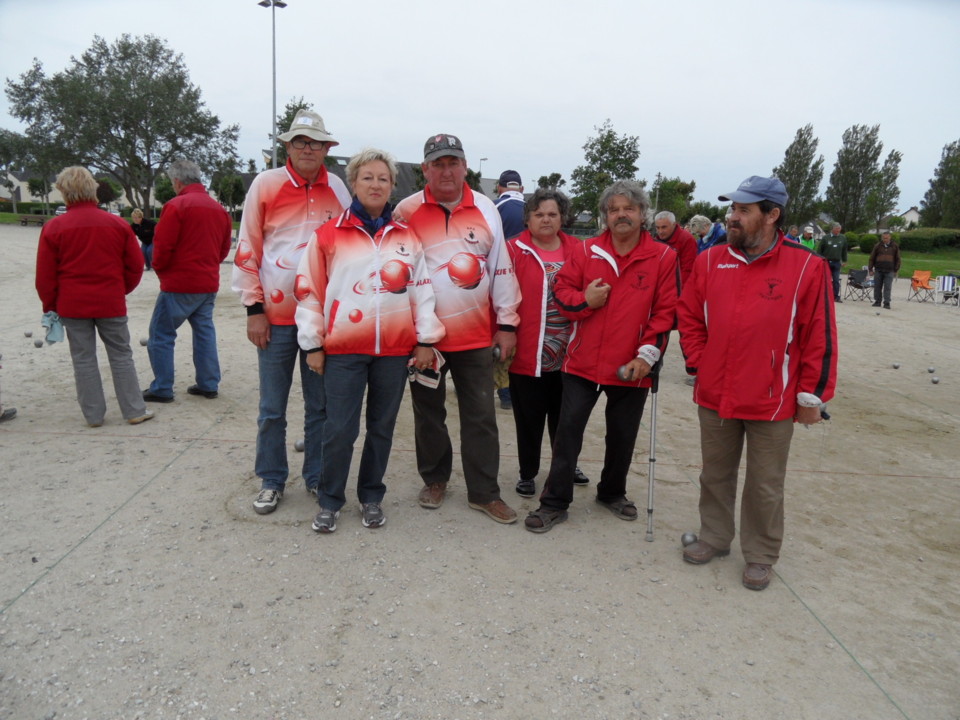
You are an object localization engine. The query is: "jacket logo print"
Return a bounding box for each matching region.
[395,241,411,257]
[760,278,784,301]
[631,271,648,291]
[464,228,479,244]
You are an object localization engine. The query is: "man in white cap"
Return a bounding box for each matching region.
[232,109,350,515]
[798,225,817,251]
[678,175,837,591]
[394,133,521,524]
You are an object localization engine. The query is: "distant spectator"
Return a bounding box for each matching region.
[798,226,817,251]
[868,231,901,310]
[130,208,156,270]
[785,224,799,241]
[817,223,847,303]
[495,170,525,240]
[689,214,727,254]
[653,210,697,284]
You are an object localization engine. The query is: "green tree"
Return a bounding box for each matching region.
[570,119,641,221]
[0,128,27,213]
[650,175,696,222]
[824,124,883,231]
[865,149,902,232]
[689,200,724,222]
[247,158,258,174]
[920,139,960,227]
[773,124,824,227]
[465,168,482,192]
[96,176,121,206]
[537,173,566,189]
[28,176,51,207]
[154,174,175,205]
[5,34,239,212]
[273,96,312,168]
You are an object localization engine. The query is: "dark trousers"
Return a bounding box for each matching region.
[539,373,648,512]
[409,347,502,504]
[509,370,563,481]
[828,261,842,300]
[873,269,895,305]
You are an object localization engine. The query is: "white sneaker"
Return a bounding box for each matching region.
[253,488,282,515]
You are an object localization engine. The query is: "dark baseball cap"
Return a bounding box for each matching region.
[423,134,465,163]
[498,170,522,187]
[718,176,789,206]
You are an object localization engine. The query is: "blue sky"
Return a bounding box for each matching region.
[2,0,958,211]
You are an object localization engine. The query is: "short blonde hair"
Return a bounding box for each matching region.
[54,166,98,205]
[131,208,144,220]
[346,148,397,190]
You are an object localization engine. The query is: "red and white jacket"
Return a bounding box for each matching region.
[554,230,679,388]
[294,209,445,356]
[678,236,838,421]
[394,184,520,352]
[507,230,582,376]
[232,162,350,325]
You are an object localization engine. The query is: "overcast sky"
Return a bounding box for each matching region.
[2,0,958,211]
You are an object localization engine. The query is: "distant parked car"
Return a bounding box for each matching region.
[55,205,67,216]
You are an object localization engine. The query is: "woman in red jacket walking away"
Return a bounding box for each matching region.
[35,166,153,428]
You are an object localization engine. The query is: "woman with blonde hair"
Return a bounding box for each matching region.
[295,148,444,532]
[130,208,156,270]
[35,166,153,426]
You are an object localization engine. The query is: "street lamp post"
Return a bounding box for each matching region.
[258,0,287,168]
[478,157,488,177]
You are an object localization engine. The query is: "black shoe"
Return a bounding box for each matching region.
[515,477,536,498]
[835,297,843,303]
[573,466,590,485]
[883,303,891,309]
[187,384,218,399]
[872,302,881,307]
[142,389,174,403]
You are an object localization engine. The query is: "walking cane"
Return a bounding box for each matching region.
[645,369,660,542]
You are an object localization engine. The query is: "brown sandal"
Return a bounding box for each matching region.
[595,496,638,521]
[524,507,569,533]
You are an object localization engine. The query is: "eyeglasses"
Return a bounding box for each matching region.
[290,138,327,150]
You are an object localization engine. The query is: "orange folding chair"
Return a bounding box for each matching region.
[906,271,935,302]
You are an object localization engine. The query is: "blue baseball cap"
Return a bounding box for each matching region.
[718,176,789,206]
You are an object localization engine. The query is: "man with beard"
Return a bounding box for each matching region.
[677,175,837,590]
[524,180,679,533]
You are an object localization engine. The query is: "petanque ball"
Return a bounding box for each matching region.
[932,377,940,384]
[33,338,44,348]
[928,367,936,373]
[24,331,33,338]
[140,337,148,346]
[294,438,305,452]
[892,362,901,369]
[681,531,698,547]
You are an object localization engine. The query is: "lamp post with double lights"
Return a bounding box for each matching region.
[258,0,287,168]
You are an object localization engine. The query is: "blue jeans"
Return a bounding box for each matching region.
[141,243,153,270]
[256,324,325,492]
[828,261,842,300]
[318,354,408,512]
[147,292,220,397]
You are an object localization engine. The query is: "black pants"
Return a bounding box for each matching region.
[539,373,648,512]
[509,370,563,481]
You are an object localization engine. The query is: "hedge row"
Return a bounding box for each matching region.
[846,228,960,253]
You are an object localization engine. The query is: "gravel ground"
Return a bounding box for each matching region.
[1,223,957,720]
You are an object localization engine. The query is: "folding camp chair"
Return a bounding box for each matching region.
[906,270,935,302]
[843,268,872,301]
[935,274,960,306]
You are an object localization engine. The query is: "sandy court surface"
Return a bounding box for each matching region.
[0,222,957,719]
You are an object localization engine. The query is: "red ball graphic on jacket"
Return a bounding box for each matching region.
[293,274,311,302]
[447,252,484,289]
[349,309,363,323]
[379,259,412,294]
[270,289,284,304]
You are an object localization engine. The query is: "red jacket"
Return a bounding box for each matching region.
[36,201,143,317]
[659,225,697,286]
[678,237,838,421]
[294,209,445,356]
[554,230,679,387]
[153,183,233,293]
[507,230,581,376]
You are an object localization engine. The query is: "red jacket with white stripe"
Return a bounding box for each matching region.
[507,230,581,376]
[294,209,445,356]
[554,230,679,388]
[677,236,838,421]
[394,184,521,352]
